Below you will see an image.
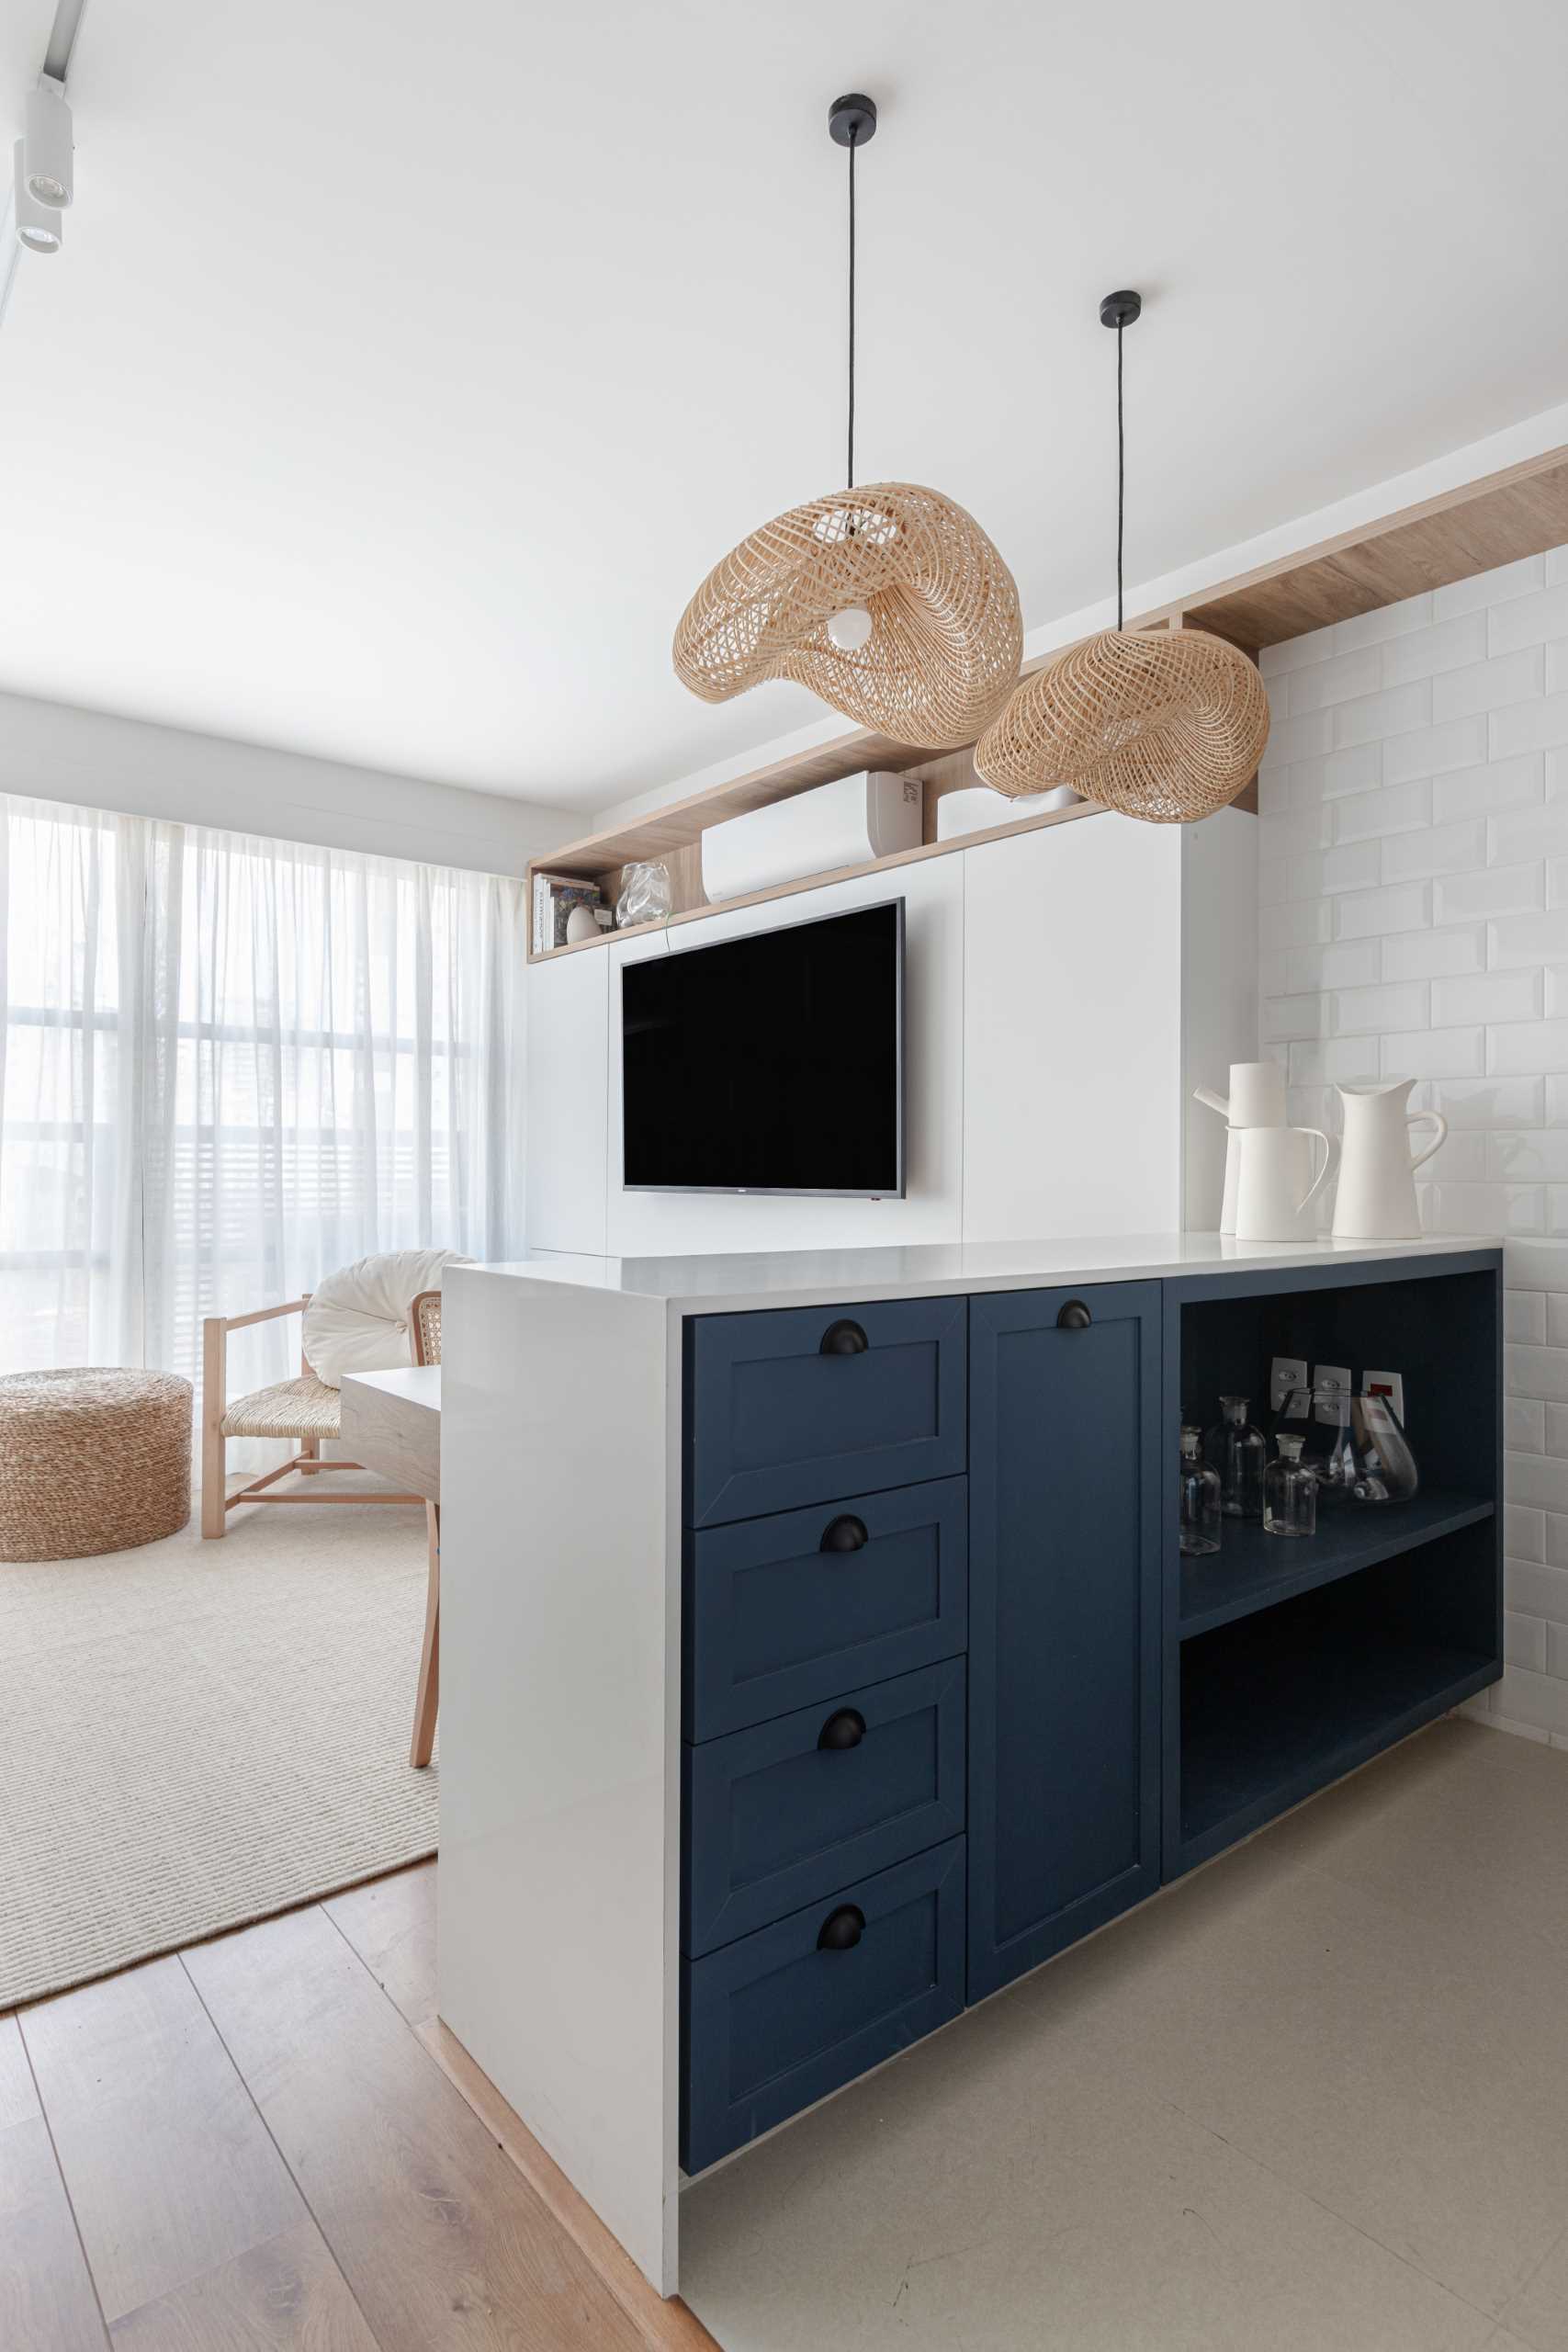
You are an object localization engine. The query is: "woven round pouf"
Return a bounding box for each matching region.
[0,1369,193,1562]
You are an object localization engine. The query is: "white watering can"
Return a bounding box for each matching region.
[1331,1079,1448,1240]
[1193,1061,1289,1234]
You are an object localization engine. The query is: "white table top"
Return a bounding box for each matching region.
[341,1364,441,1411]
[450,1233,1501,1319]
[338,1363,441,1500]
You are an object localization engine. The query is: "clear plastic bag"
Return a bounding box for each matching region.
[615,860,673,928]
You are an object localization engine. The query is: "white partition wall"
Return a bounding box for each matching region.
[525,808,1258,1254]
[961,816,1183,1239]
[1182,809,1263,1227]
[438,1264,681,2292]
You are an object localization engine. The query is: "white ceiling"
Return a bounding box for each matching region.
[2,0,1567,815]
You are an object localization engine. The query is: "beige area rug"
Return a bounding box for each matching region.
[0,1487,437,2011]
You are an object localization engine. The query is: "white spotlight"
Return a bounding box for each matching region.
[13,141,62,253]
[24,74,73,209]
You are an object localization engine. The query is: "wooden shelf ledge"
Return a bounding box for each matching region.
[528,440,1568,963]
[532,794,1105,961]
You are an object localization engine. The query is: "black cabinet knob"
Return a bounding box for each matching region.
[818,1707,866,1752]
[820,1513,869,1554]
[817,1904,865,1952]
[820,1318,869,1356]
[1056,1299,1092,1330]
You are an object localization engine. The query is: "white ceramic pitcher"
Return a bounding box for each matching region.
[1331,1079,1448,1240]
[1234,1124,1335,1241]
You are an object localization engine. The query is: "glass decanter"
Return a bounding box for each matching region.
[1204,1395,1267,1520]
[1327,1389,1420,1506]
[1179,1425,1222,1557]
[1264,1433,1317,1539]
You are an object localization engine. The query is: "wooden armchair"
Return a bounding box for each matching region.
[200,1295,422,1538]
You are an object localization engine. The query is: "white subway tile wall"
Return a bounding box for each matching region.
[1258,541,1568,1748]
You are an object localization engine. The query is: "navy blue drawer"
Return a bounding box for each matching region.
[683,1658,966,1956]
[684,1295,966,1527]
[681,1838,966,2174]
[683,1476,968,1740]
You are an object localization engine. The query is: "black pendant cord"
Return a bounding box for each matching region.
[1115,318,1125,633]
[847,124,857,492]
[829,95,876,492]
[1099,290,1141,626]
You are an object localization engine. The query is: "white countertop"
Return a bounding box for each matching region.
[456,1232,1501,1317]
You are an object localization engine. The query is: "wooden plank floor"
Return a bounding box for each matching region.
[1,1862,719,2352]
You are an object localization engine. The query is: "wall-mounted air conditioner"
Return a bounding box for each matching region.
[934,783,1080,841]
[700,770,922,902]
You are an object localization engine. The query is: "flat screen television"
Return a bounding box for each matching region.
[621,899,906,1196]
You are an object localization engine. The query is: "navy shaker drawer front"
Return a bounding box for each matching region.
[683,1658,966,1955]
[685,1296,967,1527]
[683,1476,968,1740]
[681,1838,966,2174]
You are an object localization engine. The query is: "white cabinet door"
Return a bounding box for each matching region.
[525,948,609,1254]
[963,818,1184,1239]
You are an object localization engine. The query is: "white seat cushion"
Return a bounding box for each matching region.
[302,1249,468,1388]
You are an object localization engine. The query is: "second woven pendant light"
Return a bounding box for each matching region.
[673,96,1023,752]
[976,293,1269,822]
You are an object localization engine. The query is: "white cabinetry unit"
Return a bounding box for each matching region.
[524,808,1257,1252]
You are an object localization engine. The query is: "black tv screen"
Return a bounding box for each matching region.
[621,899,905,1196]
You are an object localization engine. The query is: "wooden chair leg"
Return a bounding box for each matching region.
[298,1317,321,1472]
[201,1317,228,1539]
[411,1503,439,1768]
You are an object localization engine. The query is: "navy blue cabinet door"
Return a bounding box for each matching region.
[967,1282,1162,2002]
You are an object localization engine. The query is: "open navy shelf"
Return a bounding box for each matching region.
[1179,1488,1496,1638]
[1179,1616,1495,1867]
[1163,1251,1503,1881]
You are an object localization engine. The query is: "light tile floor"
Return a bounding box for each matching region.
[682,1718,1568,2352]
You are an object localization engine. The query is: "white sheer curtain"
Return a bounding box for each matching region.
[0,794,525,1412]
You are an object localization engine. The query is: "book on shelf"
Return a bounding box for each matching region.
[531,872,605,954]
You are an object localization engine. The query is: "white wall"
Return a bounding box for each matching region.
[526,809,1254,1261]
[0,686,576,875]
[1256,541,1568,1748]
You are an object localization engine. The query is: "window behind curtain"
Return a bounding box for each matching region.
[0,796,525,1403]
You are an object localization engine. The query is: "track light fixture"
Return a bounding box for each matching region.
[13,140,62,254]
[24,74,73,209]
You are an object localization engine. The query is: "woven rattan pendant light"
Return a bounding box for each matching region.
[976,292,1269,822]
[673,95,1022,752]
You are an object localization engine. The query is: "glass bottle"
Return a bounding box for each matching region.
[1275,1383,1337,1491]
[1205,1395,1267,1520]
[1264,1433,1318,1538]
[1179,1425,1222,1557]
